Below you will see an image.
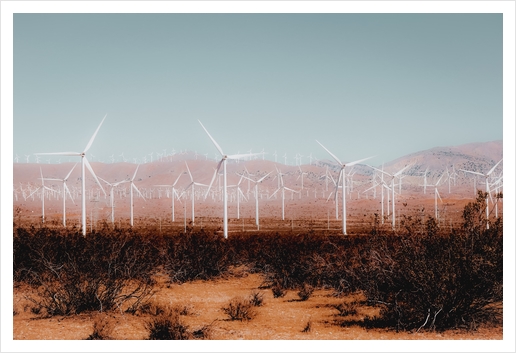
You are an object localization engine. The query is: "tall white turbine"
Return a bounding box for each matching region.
[240,171,271,230]
[316,140,374,235]
[198,120,259,239]
[460,158,503,229]
[34,115,107,235]
[129,165,146,227]
[43,163,77,227]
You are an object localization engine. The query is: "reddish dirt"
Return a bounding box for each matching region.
[13,269,502,343]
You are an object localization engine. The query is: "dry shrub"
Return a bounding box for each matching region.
[271,283,286,298]
[177,304,195,316]
[249,290,264,307]
[302,319,312,333]
[297,284,314,301]
[14,229,157,316]
[86,314,114,340]
[136,301,167,316]
[192,322,215,340]
[145,307,191,340]
[222,296,256,321]
[334,299,360,317]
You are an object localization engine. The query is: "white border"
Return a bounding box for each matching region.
[2,1,514,352]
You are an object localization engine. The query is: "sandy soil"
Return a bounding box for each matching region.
[13,269,502,343]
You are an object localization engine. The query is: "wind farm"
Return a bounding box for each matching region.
[14,134,503,234]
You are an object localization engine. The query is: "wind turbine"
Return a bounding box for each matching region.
[43,163,77,226]
[316,140,374,235]
[129,165,146,227]
[28,168,53,224]
[297,165,308,190]
[269,167,300,221]
[227,174,248,219]
[460,158,503,229]
[369,164,411,230]
[34,115,107,235]
[240,171,271,229]
[98,176,129,225]
[183,161,208,225]
[155,172,183,222]
[198,120,260,238]
[426,174,444,220]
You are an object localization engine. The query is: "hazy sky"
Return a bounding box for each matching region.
[11,12,503,166]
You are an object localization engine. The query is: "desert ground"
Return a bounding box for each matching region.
[13,270,502,341]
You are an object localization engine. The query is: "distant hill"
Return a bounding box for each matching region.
[13,140,503,194]
[383,140,502,178]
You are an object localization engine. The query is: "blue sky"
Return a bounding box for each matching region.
[11,12,503,166]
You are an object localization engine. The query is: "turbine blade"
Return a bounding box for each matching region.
[65,163,78,180]
[459,169,484,177]
[132,164,140,181]
[34,152,81,156]
[97,176,112,186]
[257,172,272,183]
[198,120,224,156]
[368,165,391,177]
[185,161,194,182]
[173,172,183,186]
[114,180,129,186]
[238,188,248,201]
[28,186,42,198]
[84,114,107,153]
[436,188,443,203]
[64,183,75,203]
[487,158,503,176]
[238,173,255,183]
[347,155,376,167]
[436,174,444,186]
[488,191,494,204]
[316,140,342,165]
[204,159,223,199]
[227,152,262,160]
[269,188,280,199]
[132,183,146,201]
[394,164,411,177]
[333,173,341,202]
[84,157,106,197]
